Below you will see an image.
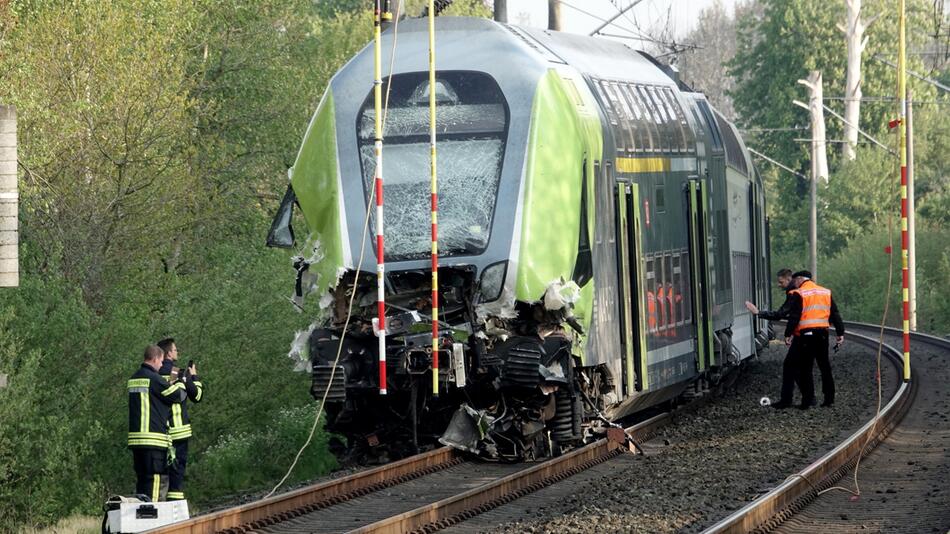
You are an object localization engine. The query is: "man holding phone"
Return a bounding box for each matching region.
[158,338,204,501]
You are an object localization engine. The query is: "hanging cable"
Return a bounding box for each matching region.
[784,216,895,499]
[264,0,402,498]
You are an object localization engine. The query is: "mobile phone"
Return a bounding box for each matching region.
[187,360,195,369]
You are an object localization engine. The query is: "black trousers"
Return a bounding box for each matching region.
[132,447,168,502]
[168,440,189,500]
[780,336,815,406]
[806,330,835,403]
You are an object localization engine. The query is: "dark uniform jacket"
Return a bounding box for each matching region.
[128,363,186,449]
[757,290,794,321]
[159,359,204,442]
[784,291,845,338]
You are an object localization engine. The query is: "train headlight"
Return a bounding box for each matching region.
[477,261,507,303]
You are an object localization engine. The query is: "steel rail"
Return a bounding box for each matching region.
[144,447,460,534]
[347,413,671,534]
[702,328,914,534]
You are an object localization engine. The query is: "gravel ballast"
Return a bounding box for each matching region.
[477,340,897,534]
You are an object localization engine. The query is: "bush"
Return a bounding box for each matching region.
[819,223,950,335]
[188,406,337,504]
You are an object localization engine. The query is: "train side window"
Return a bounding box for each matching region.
[661,88,690,153]
[625,83,654,153]
[646,86,672,153]
[607,82,637,153]
[696,100,723,152]
[635,86,659,153]
[593,79,619,126]
[646,256,657,334]
[617,84,646,153]
[655,185,666,213]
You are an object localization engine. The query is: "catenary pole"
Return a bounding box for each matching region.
[374,0,390,395]
[493,0,507,22]
[548,0,562,31]
[906,89,916,331]
[897,0,911,381]
[428,0,440,397]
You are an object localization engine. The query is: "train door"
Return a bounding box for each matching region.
[687,179,715,371]
[615,179,648,394]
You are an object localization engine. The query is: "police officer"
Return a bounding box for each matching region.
[128,345,186,502]
[785,271,844,408]
[157,338,204,501]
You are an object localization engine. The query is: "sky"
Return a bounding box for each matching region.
[512,0,739,45]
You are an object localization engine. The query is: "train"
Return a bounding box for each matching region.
[267,16,772,462]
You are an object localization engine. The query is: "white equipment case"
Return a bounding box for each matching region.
[104,497,189,533]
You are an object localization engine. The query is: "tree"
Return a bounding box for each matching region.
[677,0,759,120]
[0,0,198,305]
[729,0,937,261]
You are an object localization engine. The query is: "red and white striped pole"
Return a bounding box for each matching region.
[374,0,387,395]
[428,0,440,397]
[897,0,911,382]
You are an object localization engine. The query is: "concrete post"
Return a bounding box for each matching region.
[494,0,507,23]
[0,105,17,288]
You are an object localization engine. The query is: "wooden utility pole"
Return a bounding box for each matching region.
[906,89,916,331]
[0,105,17,288]
[794,71,828,279]
[838,0,879,160]
[548,0,562,31]
[493,0,507,23]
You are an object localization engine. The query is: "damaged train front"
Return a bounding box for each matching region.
[267,70,591,462]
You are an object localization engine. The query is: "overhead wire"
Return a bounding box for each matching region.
[263,0,404,499]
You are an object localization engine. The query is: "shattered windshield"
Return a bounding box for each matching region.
[357,71,509,260]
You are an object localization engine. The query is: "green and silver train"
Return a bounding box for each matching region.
[268,17,772,461]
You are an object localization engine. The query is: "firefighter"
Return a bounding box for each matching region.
[773,271,844,409]
[157,338,204,501]
[128,345,186,502]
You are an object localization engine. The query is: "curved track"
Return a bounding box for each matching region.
[147,323,947,534]
[705,322,949,533]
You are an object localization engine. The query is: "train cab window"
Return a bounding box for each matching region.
[357,71,509,260]
[655,185,666,213]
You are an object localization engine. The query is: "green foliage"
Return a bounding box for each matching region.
[188,406,336,503]
[819,224,950,335]
[0,1,496,525]
[819,148,898,255]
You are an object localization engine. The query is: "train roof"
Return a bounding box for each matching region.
[339,16,678,90]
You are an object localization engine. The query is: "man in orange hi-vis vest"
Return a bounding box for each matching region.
[774,270,845,409]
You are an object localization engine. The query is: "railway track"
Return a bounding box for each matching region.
[147,378,719,534]
[704,322,950,533]
[147,323,946,534]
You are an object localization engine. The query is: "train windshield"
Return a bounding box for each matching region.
[357,71,509,260]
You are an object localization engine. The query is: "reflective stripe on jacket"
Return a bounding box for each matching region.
[128,364,185,449]
[789,280,832,335]
[159,359,204,442]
